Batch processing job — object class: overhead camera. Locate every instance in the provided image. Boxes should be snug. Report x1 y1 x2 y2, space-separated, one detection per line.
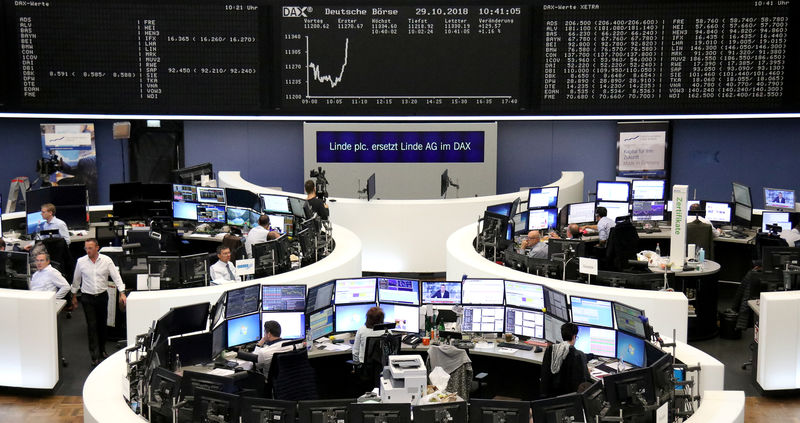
310 166 329 201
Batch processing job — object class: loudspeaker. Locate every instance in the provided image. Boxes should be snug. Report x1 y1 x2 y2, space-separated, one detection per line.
112 121 131 139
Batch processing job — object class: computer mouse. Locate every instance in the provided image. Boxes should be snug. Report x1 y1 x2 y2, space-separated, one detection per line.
534 346 543 353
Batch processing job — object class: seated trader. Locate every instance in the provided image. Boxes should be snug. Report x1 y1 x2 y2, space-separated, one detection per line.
37 203 71 244
254 320 295 373
353 306 386 364
780 222 800 247
540 323 591 398
209 245 240 284
581 206 615 245
520 230 548 259
305 180 329 220
244 215 280 258
548 224 582 241
30 252 71 299
687 203 721 237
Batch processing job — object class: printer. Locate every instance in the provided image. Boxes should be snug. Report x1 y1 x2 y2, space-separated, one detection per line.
379 355 427 405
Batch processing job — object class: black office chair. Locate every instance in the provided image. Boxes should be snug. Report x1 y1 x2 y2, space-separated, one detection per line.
604 220 639 271
687 220 714 261
539 344 590 399
267 343 319 401
361 333 402 389
41 237 73 280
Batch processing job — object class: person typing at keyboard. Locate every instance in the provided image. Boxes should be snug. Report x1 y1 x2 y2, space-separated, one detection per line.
540 323 591 398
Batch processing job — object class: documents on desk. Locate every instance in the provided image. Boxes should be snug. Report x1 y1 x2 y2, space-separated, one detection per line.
588 358 633 379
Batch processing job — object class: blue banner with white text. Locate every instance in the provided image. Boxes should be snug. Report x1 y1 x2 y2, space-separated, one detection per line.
317 131 485 163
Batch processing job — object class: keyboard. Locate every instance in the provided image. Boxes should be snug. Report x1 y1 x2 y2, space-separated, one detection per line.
726 230 748 239
595 363 618 374
497 342 533 351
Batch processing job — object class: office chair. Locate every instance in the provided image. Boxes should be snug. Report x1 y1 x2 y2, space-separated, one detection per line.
686 220 714 261
41 237 73 280
361 333 402 388
267 343 319 401
604 221 639 271
426 345 482 401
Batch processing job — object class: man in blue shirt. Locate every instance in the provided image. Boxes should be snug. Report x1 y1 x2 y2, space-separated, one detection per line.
38 203 70 245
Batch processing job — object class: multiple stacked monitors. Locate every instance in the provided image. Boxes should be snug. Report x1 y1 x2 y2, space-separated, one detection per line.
334 278 377 305
377 278 420 305
421 281 462 304
528 208 558 230
703 201 732 225
631 180 666 201
261 285 306 312
732 182 754 226
462 279 505 305
764 188 796 210
596 181 631 202
567 202 596 225
570 296 614 328
528 187 559 209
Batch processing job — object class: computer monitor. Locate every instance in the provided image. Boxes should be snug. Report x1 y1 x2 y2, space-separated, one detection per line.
544 314 567 343
262 285 306 312
241 398 297 423
762 211 791 233
504 307 544 339
421 281 462 305
528 186 559 209
732 182 752 207
413 402 467 423
226 313 261 348
603 367 656 408
631 200 665 222
261 194 291 214
211 292 227 329
527 208 558 230
265 214 286 233
173 184 198 202
764 187 796 210
379 303 420 333
761 247 800 275
574 325 616 358
613 302 646 338
197 187 226 204
512 211 529 235
170 332 212 367
334 303 375 332
169 302 210 336
468 399 529 423
225 284 261 318
308 307 335 341
504 280 545 310
487 202 513 218
703 201 732 225
26 211 43 234
377 278 420 305
191 388 241 423
582 380 606 421
596 201 630 221
252 236 291 277
147 256 181 290
110 182 142 202
172 201 198 221
531 393 585 423
567 202 597 225
197 204 226 223
461 278 504 305
631 179 666 201
225 187 261 210
348 402 410 423
667 200 700 212
226 206 254 228
0 251 31 291
366 173 376 201
298 399 353 423
570 296 614 328
262 311 306 339
648 352 675 401
734 202 752 226
544 287 570 321
616 331 646 367
461 305 504 333
306 281 335 314
547 239 586 260
289 197 311 219
334 278 377 305
211 321 228 359
597 181 631 202
148 367 182 420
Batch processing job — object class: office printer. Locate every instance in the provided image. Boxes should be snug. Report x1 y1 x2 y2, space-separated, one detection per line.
379 355 427 405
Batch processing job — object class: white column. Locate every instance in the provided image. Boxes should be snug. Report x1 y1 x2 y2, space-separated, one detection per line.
669 184 689 267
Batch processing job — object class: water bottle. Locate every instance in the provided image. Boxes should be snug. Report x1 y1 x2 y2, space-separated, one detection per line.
655 243 661 257
306 328 313 350
698 248 705 264
174 354 181 372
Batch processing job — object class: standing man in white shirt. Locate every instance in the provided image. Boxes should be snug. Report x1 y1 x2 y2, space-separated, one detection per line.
244 215 280 258
209 245 240 284
71 238 127 366
30 252 71 299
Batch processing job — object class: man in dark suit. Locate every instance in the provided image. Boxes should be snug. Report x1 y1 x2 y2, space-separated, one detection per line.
430 283 450 298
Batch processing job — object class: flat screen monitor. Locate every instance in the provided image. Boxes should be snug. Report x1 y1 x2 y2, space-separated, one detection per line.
197 187 226 204
547 239 586 260
170 332 212 367
262 285 306 312
762 211 791 233
225 285 261 318
544 287 570 321
298 399 352 423
487 202 513 218
613 302 646 338
631 200 665 222
528 208 558 230
169 302 210 336
334 278 377 305
241 398 298 423
528 186 559 209
421 281 462 305
261 194 291 214
732 182 752 207
172 201 197 220
616 331 646 367
764 187 796 210
596 181 630 202
461 278 504 305
567 202 596 225
348 403 410 423
226 313 261 348
512 211 529 235
570 296 614 328
46 185 88 206
703 201 732 225
461 305 504 333
226 206 254 228
596 201 630 221
262 311 306 339
734 202 752 225
173 184 198 202
575 325 616 358
602 367 656 408
306 281 335 314
0 250 31 290
531 394 584 423
377 278 420 305
414 402 467 423
267 214 286 233
366 173 376 201
335 303 374 332
147 256 181 290
504 280 544 310
504 307 544 339
667 200 699 212
196 204 226 223
110 182 142 202
225 187 261 210
544 314 567 343
308 307 334 341
288 197 310 219
631 179 666 201
26 211 44 234
380 303 420 333
211 322 228 359
468 399 529 423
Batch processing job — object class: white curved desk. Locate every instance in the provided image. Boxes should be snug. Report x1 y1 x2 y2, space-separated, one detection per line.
125 224 362 345
218 170 584 273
